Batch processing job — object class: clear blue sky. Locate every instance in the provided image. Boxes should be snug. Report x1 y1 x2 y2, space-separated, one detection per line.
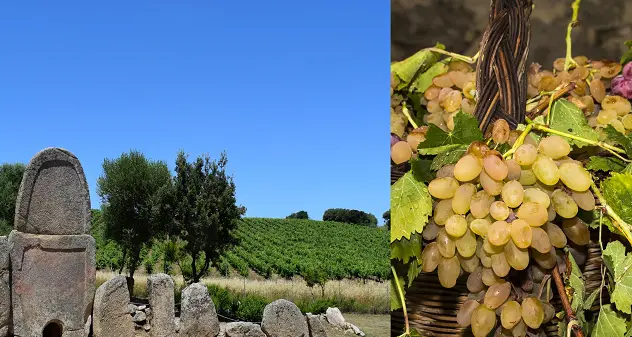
0 1 389 224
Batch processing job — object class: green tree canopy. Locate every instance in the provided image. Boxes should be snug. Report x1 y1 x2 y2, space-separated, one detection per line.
382 210 391 229
96 150 173 288
0 163 26 235
286 211 309 219
322 208 378 227
172 150 246 283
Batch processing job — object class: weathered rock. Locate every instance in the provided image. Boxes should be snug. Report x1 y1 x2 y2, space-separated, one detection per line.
225 322 266 337
179 283 220 337
9 231 95 337
14 147 91 235
306 314 328 337
133 311 147 323
0 237 9 336
261 299 309 337
92 275 134 337
345 323 365 337
128 304 139 315
147 274 176 337
325 308 346 328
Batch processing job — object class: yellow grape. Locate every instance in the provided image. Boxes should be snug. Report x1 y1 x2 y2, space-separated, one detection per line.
532 248 557 269
551 189 579 219
434 199 455 225
512 320 527 337
533 180 554 196
471 190 495 219
504 240 529 270
391 141 413 164
521 297 544 329
454 154 483 182
467 267 485 293
437 229 456 258
480 169 504 196
597 109 617 124
590 78 606 103
529 227 552 254
501 301 522 329
433 73 454 88
610 119 626 134
438 255 461 288
523 188 551 208
571 189 596 211
514 144 537 166
501 181 524 208
457 300 481 327
542 302 556 323
483 153 509 181
436 164 455 178
537 135 570 159
477 240 493 268
429 177 460 199
542 222 567 248
483 236 504 255
471 305 497 337
516 202 548 227
458 253 480 273
506 159 521 180
488 221 511 246
510 219 532 249
623 114 632 129
446 214 468 237
602 95 632 116
547 204 556 221
490 201 510 221
491 253 510 277
484 281 511 309
441 90 463 113
532 155 560 186
482 267 501 286
424 85 441 101
421 242 441 272
559 162 591 192
471 218 492 237
518 169 537 186
562 217 590 245
452 183 477 214
455 228 477 258
422 219 440 241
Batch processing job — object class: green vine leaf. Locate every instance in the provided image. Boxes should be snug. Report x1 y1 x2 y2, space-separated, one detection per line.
621 40 632 65
567 250 585 312
602 172 632 225
549 98 599 147
390 275 406 311
391 172 433 243
584 286 601 310
412 61 449 93
579 209 621 237
391 233 422 264
391 43 445 91
417 112 483 154
602 241 632 314
430 144 467 171
410 158 434 183
407 260 422 287
603 125 632 157
592 304 627 337
586 156 627 173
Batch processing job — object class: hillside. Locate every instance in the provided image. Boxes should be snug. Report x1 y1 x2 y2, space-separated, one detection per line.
220 218 390 280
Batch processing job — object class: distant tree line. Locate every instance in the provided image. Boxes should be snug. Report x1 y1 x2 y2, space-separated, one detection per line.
322 208 377 227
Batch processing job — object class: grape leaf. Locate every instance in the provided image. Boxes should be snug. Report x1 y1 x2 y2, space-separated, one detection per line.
624 164 632 174
567 250 585 312
417 112 483 154
592 304 627 337
579 209 621 236
410 158 434 183
430 145 467 170
621 40 632 65
549 98 599 147
391 43 445 91
584 285 601 310
602 241 632 314
602 172 632 224
390 233 422 264
603 125 632 157
390 275 406 311
586 156 627 172
391 171 433 243
411 61 449 93
407 260 422 287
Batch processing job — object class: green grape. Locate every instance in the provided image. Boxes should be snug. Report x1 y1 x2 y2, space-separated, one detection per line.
471 190 495 218
484 281 511 309
456 228 477 258
504 240 529 270
471 305 497 337
471 218 492 237
555 156 582 167
523 188 551 208
529 264 546 282
483 153 509 181
537 135 571 159
438 255 461 288
510 219 532 249
480 169 504 196
532 248 557 269
521 297 544 329
453 183 477 214
542 301 556 323
488 221 511 246
491 253 510 277
421 242 441 272
562 217 590 245
490 201 510 221
529 227 552 254
467 267 486 293
478 242 493 268
551 189 579 219
484 236 505 255
429 177 460 199
457 300 481 327
532 155 560 186
542 222 567 248
501 301 522 329
516 202 548 227
547 204 556 221
446 214 468 237
533 180 554 196
436 164 456 178
454 154 484 182
518 169 537 186
437 229 456 257
506 159 521 181
458 252 480 273
434 199 455 225
501 181 524 208
482 267 501 286
422 219 440 241
514 144 537 166
559 162 591 192
512 320 527 337
571 189 596 211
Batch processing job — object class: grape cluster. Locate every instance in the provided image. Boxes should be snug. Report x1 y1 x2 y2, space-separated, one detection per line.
420 132 593 337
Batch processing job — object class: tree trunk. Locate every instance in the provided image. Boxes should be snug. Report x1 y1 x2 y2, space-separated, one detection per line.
320 284 326 297
118 249 127 274
191 252 198 283
127 248 141 296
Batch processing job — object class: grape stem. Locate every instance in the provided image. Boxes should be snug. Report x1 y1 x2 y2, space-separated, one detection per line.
401 105 419 130
502 124 533 159
567 320 580 337
427 48 480 64
564 0 582 71
392 266 410 336
552 265 585 337
591 181 632 246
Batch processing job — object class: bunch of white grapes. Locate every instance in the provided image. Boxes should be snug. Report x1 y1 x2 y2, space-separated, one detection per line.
420 133 593 337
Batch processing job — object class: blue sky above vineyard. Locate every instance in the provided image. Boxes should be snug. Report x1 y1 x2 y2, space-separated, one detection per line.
0 1 389 224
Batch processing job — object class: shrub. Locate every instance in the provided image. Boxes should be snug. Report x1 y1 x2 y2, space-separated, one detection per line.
322 208 378 227
286 211 309 219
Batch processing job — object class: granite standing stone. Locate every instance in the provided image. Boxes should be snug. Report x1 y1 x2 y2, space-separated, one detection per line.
0 237 9 337
325 308 346 328
306 314 328 337
224 322 266 337
93 276 134 337
261 299 309 337
147 274 175 337
179 283 220 337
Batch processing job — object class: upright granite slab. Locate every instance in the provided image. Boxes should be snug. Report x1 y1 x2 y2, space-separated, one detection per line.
0 236 10 337
9 148 95 337
261 299 309 337
179 283 220 337
92 275 134 337
147 274 175 337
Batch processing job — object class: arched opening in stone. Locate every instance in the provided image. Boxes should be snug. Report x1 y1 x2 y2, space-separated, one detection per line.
42 320 63 337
